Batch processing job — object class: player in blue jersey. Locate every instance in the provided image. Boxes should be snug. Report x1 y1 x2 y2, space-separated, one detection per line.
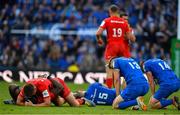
108 57 149 110
74 82 117 105
142 59 180 110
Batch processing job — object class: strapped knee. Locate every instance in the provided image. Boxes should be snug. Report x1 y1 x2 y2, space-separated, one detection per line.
113 95 124 109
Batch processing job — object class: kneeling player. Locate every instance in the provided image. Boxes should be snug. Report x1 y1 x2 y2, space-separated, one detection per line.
109 57 149 110
142 59 180 110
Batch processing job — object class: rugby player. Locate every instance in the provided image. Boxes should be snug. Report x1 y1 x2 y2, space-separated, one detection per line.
96 5 136 88
14 75 95 107
141 59 180 109
74 82 117 105
109 57 149 110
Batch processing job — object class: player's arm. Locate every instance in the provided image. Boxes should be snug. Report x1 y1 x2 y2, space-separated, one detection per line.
125 31 136 42
31 97 51 107
146 71 155 95
121 78 126 90
124 22 136 42
16 95 25 106
96 20 106 46
113 69 121 96
24 95 51 107
96 27 104 46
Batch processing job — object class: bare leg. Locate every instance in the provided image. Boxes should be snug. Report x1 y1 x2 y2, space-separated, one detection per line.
149 96 162 109
65 92 80 107
53 96 65 106
105 60 113 88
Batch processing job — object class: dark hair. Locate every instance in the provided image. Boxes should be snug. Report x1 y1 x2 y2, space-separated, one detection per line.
109 5 119 13
139 61 145 73
108 57 117 69
24 84 35 97
120 12 128 17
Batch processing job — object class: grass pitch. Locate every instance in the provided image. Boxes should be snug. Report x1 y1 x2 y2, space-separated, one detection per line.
0 81 180 114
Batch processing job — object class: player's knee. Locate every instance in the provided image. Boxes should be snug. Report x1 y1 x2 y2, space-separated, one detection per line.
149 97 159 109
71 102 80 107
149 103 160 109
65 93 80 107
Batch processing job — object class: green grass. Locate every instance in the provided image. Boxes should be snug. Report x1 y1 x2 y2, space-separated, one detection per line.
0 81 180 114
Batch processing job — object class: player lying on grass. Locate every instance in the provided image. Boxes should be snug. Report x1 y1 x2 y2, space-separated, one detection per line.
74 82 117 105
109 57 149 110
5 75 95 107
141 58 180 110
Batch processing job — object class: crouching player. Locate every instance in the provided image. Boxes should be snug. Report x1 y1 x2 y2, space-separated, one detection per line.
74 82 117 105
15 76 95 107
142 59 180 110
109 57 149 110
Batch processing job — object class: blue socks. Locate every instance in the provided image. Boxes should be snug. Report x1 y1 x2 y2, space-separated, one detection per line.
160 99 173 108
118 99 138 109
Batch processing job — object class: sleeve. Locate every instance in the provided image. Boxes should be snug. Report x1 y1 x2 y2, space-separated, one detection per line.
112 59 120 71
143 62 151 73
129 27 134 34
19 88 24 98
99 19 106 29
38 80 50 98
124 21 131 33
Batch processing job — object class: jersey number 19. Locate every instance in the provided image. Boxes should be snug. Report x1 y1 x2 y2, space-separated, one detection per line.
112 28 122 37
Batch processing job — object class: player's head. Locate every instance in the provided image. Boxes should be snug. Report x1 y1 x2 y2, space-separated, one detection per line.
24 83 37 98
108 5 119 16
120 12 128 20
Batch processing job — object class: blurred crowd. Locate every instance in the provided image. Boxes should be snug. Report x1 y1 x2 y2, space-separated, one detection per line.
0 0 177 71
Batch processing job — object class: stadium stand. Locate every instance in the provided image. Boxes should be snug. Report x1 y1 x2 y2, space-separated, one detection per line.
0 0 177 71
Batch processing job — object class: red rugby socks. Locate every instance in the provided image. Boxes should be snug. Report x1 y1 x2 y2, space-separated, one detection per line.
105 77 113 88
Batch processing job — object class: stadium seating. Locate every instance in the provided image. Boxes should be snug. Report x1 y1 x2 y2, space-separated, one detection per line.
0 0 177 71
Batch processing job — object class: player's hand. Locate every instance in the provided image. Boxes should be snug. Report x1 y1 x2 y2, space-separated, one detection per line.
25 100 33 106
97 39 104 46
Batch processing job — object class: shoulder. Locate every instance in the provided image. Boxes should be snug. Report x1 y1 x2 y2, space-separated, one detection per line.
144 59 152 65
102 18 110 23
37 78 50 87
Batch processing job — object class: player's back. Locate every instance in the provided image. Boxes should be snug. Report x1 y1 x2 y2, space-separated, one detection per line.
144 59 180 85
85 83 116 105
113 57 147 85
102 16 129 44
27 77 52 90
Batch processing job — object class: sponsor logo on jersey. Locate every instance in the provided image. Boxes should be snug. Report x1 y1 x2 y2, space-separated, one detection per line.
42 90 49 97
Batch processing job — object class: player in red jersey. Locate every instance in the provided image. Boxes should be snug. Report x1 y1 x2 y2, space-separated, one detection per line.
16 76 95 107
120 12 134 58
96 5 136 88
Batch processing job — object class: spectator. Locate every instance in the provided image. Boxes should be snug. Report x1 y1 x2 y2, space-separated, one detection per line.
0 0 176 71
